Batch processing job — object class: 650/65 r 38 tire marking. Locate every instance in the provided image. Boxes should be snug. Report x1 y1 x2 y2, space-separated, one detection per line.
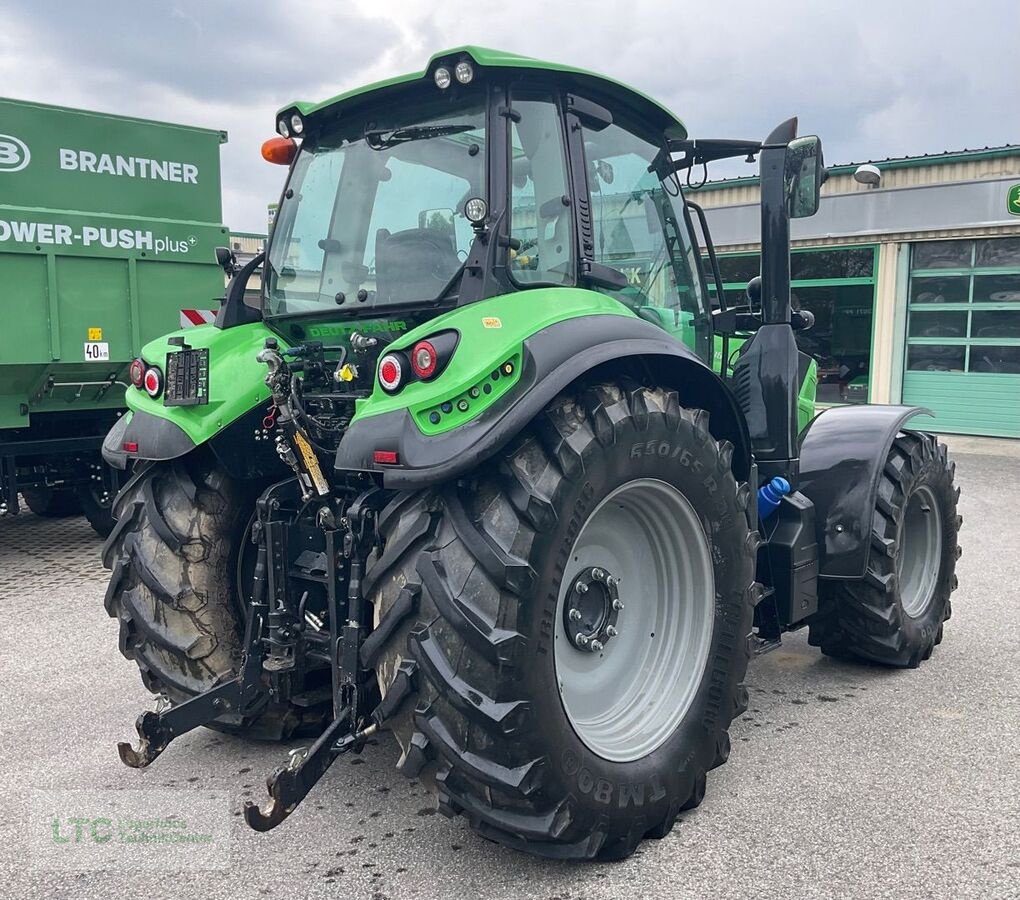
367 382 760 860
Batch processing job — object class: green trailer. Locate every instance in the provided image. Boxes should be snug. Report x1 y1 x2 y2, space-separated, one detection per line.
0 98 227 533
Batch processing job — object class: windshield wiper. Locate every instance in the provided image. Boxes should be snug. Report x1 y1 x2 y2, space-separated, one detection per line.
365 123 475 150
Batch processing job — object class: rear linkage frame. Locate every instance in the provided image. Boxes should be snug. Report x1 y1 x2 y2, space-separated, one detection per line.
118 339 404 831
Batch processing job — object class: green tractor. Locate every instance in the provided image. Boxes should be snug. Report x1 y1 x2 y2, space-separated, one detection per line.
102 47 961 859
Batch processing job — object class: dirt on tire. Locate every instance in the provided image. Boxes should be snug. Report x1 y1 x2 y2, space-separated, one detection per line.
101 454 329 739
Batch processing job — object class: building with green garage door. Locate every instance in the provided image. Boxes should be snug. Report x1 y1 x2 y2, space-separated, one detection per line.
902 238 1020 436
691 145 1020 438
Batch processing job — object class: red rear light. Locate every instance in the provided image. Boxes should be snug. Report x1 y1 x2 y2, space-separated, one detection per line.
373 450 399 465
128 358 146 387
122 441 139 453
143 366 163 398
410 340 438 379
378 354 403 393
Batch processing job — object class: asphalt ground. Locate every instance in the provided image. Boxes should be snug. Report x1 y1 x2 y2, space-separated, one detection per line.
1 434 1018 899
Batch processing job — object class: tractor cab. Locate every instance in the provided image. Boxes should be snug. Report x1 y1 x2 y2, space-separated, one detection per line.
260 48 722 364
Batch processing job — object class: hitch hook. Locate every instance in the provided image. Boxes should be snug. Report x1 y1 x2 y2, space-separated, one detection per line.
243 717 377 832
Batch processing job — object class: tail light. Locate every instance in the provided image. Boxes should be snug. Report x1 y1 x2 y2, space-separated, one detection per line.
377 331 460 394
143 366 164 399
410 340 438 379
128 358 146 387
378 354 404 393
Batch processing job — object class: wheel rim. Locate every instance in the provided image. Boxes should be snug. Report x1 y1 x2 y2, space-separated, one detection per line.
897 484 943 618
554 478 715 763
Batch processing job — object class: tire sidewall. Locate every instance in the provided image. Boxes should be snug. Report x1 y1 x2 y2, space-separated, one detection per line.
519 409 752 829
891 446 958 647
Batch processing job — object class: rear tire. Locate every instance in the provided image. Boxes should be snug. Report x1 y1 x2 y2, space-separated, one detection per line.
366 383 759 859
101 454 329 739
22 487 81 518
808 432 961 667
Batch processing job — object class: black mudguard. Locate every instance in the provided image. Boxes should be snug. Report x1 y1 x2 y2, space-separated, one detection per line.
102 411 195 470
798 404 933 579
335 315 752 488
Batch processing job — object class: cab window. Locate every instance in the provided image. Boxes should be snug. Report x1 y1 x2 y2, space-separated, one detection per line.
584 121 708 355
508 94 573 286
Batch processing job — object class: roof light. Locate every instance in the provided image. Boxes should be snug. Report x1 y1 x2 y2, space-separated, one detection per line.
128 358 146 388
378 354 404 392
464 197 487 223
411 340 438 379
455 61 474 84
262 137 298 165
277 117 290 137
143 366 163 399
289 113 304 135
434 66 452 90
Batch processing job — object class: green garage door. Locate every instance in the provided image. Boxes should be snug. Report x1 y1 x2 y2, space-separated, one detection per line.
902 238 1020 437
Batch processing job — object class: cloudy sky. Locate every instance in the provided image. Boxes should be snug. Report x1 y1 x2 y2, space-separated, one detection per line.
3 0 1017 232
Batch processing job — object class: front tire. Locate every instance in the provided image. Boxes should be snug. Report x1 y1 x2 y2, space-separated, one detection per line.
808 432 961 667
101 454 329 739
367 384 759 859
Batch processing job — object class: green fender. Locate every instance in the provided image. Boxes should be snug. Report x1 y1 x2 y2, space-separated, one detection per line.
102 321 282 469
337 288 755 487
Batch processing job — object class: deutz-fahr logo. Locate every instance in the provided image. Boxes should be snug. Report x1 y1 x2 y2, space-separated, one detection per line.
0 134 30 173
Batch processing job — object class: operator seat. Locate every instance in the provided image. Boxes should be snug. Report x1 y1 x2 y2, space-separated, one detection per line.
375 227 460 304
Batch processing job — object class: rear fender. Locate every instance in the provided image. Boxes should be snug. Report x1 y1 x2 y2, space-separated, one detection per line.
336 304 751 488
798 404 933 578
102 321 281 470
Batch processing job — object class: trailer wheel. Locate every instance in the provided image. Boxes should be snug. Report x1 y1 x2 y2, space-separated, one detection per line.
78 484 116 538
367 384 759 860
101 454 329 740
22 487 81 518
808 432 961 667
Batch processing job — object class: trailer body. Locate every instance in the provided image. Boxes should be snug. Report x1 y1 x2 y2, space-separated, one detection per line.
0 98 227 527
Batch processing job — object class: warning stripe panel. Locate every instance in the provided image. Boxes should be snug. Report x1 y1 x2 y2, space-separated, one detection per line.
180 309 217 327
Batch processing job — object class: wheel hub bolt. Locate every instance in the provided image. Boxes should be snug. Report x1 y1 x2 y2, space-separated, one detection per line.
569 608 582 622
592 568 604 581
575 634 589 648
606 625 618 637
612 598 624 611
575 582 588 594
590 640 604 653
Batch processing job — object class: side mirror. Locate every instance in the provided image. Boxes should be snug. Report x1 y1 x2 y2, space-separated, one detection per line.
215 246 239 275
785 135 824 218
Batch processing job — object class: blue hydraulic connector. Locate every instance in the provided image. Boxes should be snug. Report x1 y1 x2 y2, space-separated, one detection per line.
757 476 791 520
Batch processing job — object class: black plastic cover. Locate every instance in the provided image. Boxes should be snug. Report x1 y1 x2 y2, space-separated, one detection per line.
101 410 196 470
799 404 933 578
